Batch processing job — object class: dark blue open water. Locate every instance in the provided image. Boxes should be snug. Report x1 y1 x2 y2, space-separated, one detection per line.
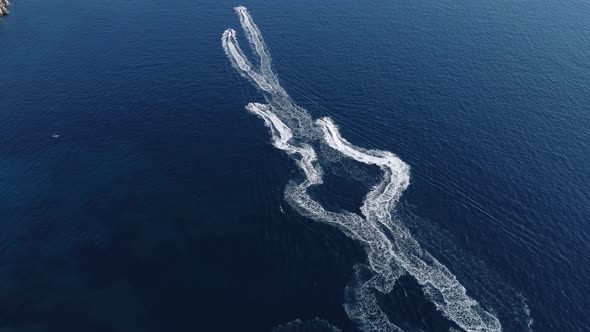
1 0 589 331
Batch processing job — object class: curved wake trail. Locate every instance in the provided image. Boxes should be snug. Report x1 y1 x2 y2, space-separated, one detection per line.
222 7 502 332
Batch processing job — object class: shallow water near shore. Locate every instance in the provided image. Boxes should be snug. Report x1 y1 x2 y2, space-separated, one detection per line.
1 0 590 331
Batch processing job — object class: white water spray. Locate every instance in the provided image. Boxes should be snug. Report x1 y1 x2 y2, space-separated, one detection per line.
222 7 502 332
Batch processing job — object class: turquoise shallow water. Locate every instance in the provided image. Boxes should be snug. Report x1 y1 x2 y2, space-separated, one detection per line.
1 0 589 331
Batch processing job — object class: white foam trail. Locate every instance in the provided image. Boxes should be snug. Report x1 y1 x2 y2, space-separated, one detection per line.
318 118 501 331
254 103 397 240
345 265 405 332
246 102 321 186
235 6 274 78
222 7 503 332
222 29 275 94
222 9 314 139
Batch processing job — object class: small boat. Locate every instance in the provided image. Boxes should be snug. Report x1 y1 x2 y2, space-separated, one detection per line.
51 132 60 138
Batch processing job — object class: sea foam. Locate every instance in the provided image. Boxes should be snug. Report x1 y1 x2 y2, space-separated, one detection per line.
222 6 502 332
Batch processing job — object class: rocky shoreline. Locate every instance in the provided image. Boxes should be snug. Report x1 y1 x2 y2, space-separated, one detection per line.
0 0 10 16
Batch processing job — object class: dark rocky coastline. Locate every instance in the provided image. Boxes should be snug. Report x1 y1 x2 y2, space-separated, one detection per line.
0 0 10 16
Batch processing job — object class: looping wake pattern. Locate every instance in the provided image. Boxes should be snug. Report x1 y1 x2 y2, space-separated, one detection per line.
222 7 502 332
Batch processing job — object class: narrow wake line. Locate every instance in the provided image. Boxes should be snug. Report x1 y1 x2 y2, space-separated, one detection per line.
222 6 504 332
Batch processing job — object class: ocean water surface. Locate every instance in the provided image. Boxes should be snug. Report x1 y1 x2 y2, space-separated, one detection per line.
1 0 589 331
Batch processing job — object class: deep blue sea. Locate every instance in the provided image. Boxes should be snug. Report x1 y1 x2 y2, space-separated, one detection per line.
1 0 590 331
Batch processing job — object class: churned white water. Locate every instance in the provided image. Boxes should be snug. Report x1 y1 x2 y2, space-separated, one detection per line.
222 7 502 332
